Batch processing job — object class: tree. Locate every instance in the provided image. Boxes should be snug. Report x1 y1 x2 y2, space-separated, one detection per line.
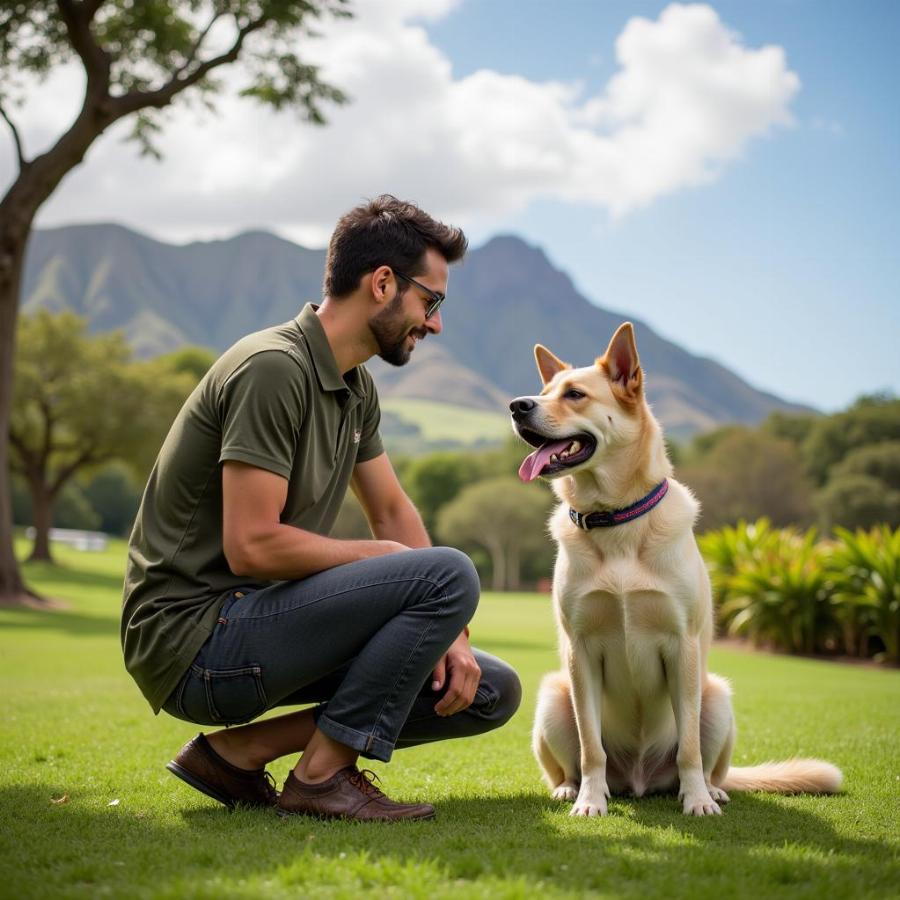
156 346 217 383
403 451 475 533
10 310 194 562
80 461 144 536
829 440 900 492
802 394 900 486
437 476 552 591
678 428 814 530
815 474 900 533
0 0 349 603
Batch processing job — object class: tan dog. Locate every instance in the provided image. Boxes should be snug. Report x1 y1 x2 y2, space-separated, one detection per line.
511 323 842 816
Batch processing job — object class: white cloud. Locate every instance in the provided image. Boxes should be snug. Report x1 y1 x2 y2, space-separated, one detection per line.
0 2 799 242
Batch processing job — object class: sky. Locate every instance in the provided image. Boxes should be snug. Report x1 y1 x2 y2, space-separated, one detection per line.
2 0 898 412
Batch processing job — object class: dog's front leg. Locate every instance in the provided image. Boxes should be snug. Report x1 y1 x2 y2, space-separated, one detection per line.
665 636 721 816
568 640 611 816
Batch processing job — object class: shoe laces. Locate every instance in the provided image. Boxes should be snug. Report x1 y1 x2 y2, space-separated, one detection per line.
348 768 385 799
261 770 278 802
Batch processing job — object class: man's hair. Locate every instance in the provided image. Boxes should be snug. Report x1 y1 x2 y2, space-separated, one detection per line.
324 195 468 298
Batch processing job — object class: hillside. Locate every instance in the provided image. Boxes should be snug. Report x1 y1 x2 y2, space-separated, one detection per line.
21 223 814 437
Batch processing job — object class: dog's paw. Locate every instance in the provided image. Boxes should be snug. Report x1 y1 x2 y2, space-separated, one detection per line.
707 785 730 804
570 781 610 816
681 792 722 816
570 796 608 817
552 782 578 802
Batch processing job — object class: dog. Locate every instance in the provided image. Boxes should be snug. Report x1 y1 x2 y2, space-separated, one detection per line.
510 322 842 816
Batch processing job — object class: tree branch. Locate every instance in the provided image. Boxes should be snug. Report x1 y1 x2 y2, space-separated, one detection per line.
56 0 111 94
51 445 99 495
111 16 269 116
81 0 106 19
0 103 27 170
173 11 225 79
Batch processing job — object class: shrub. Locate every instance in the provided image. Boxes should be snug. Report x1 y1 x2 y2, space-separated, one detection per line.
718 528 837 655
828 526 900 664
698 518 778 628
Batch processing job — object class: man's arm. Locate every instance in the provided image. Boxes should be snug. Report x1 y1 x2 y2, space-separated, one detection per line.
222 460 406 581
350 453 431 548
352 453 480 716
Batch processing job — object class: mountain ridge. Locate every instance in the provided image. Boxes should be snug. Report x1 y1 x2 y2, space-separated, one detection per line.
21 222 815 437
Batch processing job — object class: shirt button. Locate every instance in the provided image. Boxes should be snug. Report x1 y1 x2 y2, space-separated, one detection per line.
234 591 245 599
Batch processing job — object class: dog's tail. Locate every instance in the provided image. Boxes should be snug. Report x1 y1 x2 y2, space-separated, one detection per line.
720 759 842 794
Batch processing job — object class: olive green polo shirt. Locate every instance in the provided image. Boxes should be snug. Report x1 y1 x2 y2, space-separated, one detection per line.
122 304 384 713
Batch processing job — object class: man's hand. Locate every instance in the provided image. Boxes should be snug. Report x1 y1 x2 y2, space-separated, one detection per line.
431 630 481 716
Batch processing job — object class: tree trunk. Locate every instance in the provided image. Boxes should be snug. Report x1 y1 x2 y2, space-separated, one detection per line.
27 482 54 563
486 539 505 592
507 543 520 591
0 95 116 604
0 211 34 604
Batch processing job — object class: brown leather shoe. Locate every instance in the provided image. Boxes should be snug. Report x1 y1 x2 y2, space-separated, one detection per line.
166 733 278 809
277 767 435 821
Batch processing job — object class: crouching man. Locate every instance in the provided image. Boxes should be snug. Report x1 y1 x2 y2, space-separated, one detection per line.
121 196 521 821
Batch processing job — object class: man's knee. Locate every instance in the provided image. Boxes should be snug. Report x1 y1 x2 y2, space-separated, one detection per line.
411 546 480 621
475 654 522 727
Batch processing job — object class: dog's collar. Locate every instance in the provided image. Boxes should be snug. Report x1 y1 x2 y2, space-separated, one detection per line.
569 479 669 530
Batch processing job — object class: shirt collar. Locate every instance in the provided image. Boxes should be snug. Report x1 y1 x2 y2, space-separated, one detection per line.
296 303 365 397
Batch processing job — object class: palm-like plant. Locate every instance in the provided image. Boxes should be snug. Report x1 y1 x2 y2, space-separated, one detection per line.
699 519 778 631
719 528 837 655
829 526 900 663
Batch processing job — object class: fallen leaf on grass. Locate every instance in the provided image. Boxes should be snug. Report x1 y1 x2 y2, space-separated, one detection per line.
50 793 69 805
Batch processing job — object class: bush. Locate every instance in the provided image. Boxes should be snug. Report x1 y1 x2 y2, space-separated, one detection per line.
718 528 837 655
700 521 900 664
828 526 900 664
699 518 778 625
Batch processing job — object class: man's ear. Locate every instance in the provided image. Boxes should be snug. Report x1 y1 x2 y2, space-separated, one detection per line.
370 265 394 304
598 322 643 401
534 344 570 385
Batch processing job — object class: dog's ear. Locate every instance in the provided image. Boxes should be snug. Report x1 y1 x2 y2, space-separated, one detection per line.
599 323 643 403
534 344 570 385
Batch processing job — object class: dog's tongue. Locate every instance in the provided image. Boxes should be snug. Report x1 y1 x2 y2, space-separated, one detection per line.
518 439 572 483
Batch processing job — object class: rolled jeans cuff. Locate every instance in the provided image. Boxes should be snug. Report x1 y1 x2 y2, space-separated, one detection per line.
316 710 395 763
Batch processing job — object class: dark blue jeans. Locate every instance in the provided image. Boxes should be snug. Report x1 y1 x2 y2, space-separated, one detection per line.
162 547 521 762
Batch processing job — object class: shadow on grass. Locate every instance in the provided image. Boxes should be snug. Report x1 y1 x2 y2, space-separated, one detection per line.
20 560 125 595
0 606 118 637
2 784 896 896
0 561 122 637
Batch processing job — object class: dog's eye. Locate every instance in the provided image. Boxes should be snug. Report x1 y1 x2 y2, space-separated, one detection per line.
564 389 586 400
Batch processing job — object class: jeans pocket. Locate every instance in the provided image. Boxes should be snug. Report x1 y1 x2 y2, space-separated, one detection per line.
200 664 268 725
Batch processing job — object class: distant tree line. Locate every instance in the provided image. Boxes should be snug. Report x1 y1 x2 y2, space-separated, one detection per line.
10 311 899 593
677 396 900 532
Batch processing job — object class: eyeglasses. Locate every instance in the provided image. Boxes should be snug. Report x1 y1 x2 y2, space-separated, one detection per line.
395 271 445 319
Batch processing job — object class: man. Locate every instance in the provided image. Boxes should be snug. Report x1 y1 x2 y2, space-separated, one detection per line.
121 195 521 822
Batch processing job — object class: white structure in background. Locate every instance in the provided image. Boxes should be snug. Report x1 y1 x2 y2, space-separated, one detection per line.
24 528 108 552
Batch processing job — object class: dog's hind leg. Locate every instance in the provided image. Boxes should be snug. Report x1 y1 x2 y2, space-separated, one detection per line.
533 671 580 801
701 673 735 804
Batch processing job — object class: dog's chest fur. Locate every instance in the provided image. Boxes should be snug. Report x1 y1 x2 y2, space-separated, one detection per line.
549 490 707 755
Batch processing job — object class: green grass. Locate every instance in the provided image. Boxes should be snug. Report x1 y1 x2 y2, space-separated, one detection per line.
381 398 509 445
1 540 898 899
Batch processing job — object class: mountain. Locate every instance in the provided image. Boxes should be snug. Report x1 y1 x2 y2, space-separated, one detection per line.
21 223 813 436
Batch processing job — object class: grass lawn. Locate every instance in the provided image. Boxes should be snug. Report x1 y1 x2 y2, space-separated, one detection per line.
1 539 898 899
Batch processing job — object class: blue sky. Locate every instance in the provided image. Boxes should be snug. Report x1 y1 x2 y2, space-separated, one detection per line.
424 0 899 411
4 0 897 412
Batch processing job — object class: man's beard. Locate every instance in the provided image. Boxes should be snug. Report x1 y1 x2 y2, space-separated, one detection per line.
370 295 425 367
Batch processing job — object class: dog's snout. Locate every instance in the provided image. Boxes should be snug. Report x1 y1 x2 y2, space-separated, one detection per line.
510 397 537 420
